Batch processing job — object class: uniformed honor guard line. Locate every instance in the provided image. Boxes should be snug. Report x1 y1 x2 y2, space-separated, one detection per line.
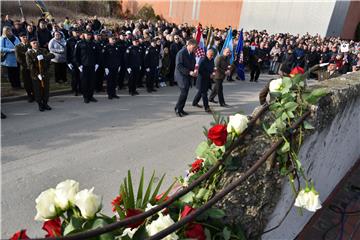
30 103 293 240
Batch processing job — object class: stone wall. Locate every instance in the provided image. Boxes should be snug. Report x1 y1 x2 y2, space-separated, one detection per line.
216 71 360 239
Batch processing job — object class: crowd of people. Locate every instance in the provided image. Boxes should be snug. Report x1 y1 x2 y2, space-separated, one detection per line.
1 13 360 115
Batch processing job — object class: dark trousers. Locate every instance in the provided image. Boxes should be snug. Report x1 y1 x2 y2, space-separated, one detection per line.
146 70 156 91
81 66 95 100
138 66 145 87
117 65 126 89
20 67 33 97
175 86 190 112
250 64 260 81
54 62 67 83
128 69 139 94
168 60 175 85
193 89 209 110
7 66 21 88
106 67 118 97
32 76 49 104
210 79 225 105
70 66 81 94
95 66 104 92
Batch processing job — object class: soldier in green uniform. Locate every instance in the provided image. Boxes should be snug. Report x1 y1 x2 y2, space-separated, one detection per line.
15 32 34 102
25 38 55 112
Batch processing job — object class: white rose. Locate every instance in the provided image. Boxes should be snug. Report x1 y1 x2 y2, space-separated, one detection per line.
34 188 58 221
75 187 102 219
146 213 178 240
55 179 80 210
227 114 249 134
294 189 322 212
121 227 138 238
269 78 283 93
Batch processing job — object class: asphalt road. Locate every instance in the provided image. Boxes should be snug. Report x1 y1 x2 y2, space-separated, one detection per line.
1 75 271 238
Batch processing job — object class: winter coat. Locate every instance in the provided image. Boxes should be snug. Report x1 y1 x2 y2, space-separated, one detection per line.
0 36 20 67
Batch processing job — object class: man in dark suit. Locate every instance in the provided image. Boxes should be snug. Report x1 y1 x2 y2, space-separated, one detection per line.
174 39 197 117
192 49 215 113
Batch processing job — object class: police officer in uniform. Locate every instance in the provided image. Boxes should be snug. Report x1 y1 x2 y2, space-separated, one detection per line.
94 32 107 92
144 38 160 93
103 35 122 99
25 38 55 111
115 33 128 90
124 37 142 96
74 31 99 103
15 32 34 102
66 28 81 96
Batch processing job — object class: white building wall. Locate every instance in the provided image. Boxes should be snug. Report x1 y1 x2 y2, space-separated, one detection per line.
239 0 337 36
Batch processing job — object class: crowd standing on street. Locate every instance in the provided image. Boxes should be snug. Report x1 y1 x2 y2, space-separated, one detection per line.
1 13 360 117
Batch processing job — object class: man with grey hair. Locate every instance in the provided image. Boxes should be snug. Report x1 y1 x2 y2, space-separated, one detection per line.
174 39 197 117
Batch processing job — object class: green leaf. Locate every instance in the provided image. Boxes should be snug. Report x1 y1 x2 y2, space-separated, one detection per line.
159 180 176 202
150 173 165 202
142 171 155 208
284 102 298 112
196 188 209 200
136 167 144 208
281 112 288 121
179 191 195 203
303 121 315 130
223 227 231 240
196 141 209 157
287 111 295 118
305 88 328 104
280 141 290 153
266 122 278 135
127 170 135 209
89 218 115 240
206 208 225 219
204 228 212 240
63 216 84 236
132 225 148 240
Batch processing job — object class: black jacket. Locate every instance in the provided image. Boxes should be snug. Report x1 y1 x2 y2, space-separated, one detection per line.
103 44 123 69
124 45 143 71
144 45 160 71
174 47 196 89
74 39 98 67
196 57 214 92
66 37 79 64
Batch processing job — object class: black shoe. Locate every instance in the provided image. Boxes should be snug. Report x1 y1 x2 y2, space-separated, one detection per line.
38 103 45 111
89 97 98 102
250 79 254 82
151 88 157 92
254 79 258 82
108 96 113 99
84 98 90 103
113 95 120 99
181 110 189 116
28 96 35 103
228 79 235 82
147 89 152 93
205 108 212 113
1 112 7 119
43 104 52 110
209 99 218 104
74 91 79 96
236 76 240 80
134 91 139 95
220 103 230 108
175 110 183 117
192 103 202 108
137 85 144 88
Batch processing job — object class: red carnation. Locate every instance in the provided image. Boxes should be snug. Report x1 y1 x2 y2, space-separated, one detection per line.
290 66 305 76
126 208 144 229
155 192 169 202
208 124 228 146
180 205 194 219
111 194 123 212
185 223 206 240
10 230 30 240
191 159 204 172
42 218 61 237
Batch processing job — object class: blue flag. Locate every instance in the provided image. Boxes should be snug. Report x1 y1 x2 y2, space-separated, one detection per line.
236 29 245 80
220 27 234 64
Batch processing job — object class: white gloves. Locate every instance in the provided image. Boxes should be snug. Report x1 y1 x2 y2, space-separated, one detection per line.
127 68 132 74
146 68 150 72
37 55 44 61
105 68 109 75
139 66 142 70
79 65 83 72
95 64 99 72
320 63 329 67
67 63 73 70
37 74 43 80
118 66 121 72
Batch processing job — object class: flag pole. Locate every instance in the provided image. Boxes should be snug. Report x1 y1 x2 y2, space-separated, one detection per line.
18 0 24 18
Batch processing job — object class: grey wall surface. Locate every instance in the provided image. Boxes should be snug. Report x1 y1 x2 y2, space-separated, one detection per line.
326 0 351 36
262 73 360 239
239 0 337 36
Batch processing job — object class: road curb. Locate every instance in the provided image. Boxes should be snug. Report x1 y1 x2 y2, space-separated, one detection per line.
1 89 72 103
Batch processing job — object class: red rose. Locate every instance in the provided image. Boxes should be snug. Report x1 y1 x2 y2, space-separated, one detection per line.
42 218 61 237
191 159 204 172
111 194 123 212
180 205 194 219
155 192 169 202
185 223 206 240
126 208 144 229
207 124 228 146
10 230 30 240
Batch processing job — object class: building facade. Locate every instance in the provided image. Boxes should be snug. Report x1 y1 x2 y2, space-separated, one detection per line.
120 0 360 39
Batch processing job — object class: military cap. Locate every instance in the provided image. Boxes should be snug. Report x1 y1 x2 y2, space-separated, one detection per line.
29 37 38 42
84 30 93 35
18 32 27 37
